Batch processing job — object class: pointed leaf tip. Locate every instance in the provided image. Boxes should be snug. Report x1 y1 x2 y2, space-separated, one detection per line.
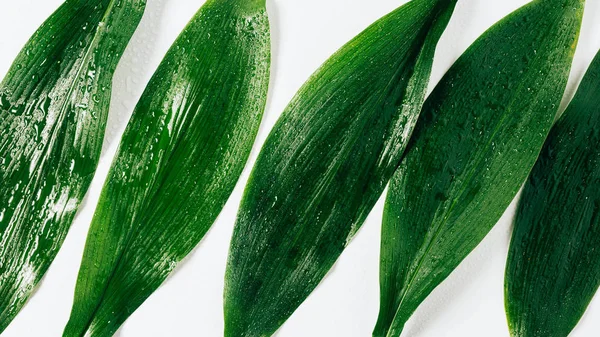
224 0 457 336
377 1 584 336
62 0 270 336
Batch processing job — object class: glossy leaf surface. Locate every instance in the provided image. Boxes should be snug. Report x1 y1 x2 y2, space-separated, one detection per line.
505 51 600 337
378 0 584 336
224 1 457 336
0 0 145 332
63 0 270 336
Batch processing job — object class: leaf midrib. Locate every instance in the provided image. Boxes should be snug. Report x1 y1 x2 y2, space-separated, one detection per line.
61 1 136 335
72 9 253 336
385 10 567 337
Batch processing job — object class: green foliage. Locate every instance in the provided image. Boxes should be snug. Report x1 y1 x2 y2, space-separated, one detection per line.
0 0 145 332
63 0 270 336
224 1 458 336
505 50 600 337
378 0 584 335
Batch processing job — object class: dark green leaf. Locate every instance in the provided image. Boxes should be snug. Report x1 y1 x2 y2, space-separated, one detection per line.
505 50 600 337
62 0 270 336
224 1 457 336
0 0 145 332
377 1 584 336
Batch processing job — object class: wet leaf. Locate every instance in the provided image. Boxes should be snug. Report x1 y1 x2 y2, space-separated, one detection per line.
224 1 457 336
377 0 584 336
0 0 145 332
61 0 271 336
505 50 600 337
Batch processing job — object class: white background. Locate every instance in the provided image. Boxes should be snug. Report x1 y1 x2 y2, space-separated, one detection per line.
1 0 599 336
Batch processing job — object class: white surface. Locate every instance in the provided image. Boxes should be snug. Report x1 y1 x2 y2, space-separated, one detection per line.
1 0 599 336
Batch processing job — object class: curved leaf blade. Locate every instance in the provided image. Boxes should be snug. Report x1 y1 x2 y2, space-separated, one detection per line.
0 0 145 332
378 1 584 336
62 0 271 336
505 51 600 337
224 1 457 336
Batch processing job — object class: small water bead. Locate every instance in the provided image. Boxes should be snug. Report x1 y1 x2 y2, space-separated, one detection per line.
0 93 11 110
76 102 89 111
9 104 25 116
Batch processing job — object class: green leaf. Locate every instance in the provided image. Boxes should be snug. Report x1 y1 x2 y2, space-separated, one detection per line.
62 0 270 335
377 1 584 336
224 1 457 336
505 51 600 337
0 0 145 332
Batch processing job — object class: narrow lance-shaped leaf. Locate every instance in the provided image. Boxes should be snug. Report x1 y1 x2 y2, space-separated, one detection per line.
0 0 145 332
224 1 457 336
62 0 270 336
377 0 584 336
505 50 600 337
